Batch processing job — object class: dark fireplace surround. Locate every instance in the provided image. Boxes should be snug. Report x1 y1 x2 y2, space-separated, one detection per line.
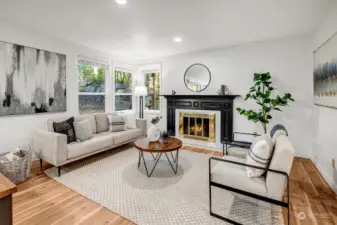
162 95 240 142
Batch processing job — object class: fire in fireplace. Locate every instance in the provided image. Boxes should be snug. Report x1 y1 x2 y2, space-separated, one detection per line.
179 112 215 142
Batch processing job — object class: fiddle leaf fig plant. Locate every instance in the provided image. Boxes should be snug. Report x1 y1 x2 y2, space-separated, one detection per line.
236 72 294 133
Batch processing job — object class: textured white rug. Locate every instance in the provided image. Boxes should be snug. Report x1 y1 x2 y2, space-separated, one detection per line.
45 146 284 225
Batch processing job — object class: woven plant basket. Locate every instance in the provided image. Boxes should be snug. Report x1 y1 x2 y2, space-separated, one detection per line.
0 147 32 184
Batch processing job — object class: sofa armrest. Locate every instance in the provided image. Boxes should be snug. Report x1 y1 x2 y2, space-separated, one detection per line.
33 130 67 167
136 119 147 136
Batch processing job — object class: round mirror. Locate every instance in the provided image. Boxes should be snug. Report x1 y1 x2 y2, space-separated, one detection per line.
184 63 211 92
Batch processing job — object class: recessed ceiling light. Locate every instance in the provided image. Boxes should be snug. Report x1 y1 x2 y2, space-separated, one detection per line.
116 0 127 5
174 37 182 43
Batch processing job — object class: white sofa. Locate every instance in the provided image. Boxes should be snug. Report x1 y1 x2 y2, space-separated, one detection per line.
33 113 146 175
209 134 294 224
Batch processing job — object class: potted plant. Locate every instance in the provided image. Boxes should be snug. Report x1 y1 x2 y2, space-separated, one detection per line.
147 116 162 142
236 72 294 134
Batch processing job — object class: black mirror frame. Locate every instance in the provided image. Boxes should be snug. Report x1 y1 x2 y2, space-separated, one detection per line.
184 63 211 92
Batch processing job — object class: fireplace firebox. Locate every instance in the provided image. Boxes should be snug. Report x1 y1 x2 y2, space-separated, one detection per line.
179 112 215 142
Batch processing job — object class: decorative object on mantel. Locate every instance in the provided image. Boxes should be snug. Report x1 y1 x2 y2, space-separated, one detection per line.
314 31 337 109
236 72 294 134
172 90 176 95
184 63 211 92
0 40 67 116
135 86 148 119
220 85 229 95
160 131 169 144
216 89 220 95
147 116 162 142
0 146 32 184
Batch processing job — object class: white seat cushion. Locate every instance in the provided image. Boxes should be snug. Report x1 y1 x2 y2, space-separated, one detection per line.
67 133 114 159
227 147 248 159
211 155 267 197
101 129 142 145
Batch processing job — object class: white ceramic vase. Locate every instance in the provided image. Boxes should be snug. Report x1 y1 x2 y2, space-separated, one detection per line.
147 124 161 142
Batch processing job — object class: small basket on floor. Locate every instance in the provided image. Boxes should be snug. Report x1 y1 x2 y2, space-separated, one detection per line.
0 147 33 184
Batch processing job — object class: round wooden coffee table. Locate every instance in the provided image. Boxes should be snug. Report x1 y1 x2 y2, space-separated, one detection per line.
134 137 182 177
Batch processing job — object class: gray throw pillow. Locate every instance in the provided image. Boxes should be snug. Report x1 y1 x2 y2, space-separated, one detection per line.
73 119 93 142
108 115 125 132
245 134 273 178
95 114 109 133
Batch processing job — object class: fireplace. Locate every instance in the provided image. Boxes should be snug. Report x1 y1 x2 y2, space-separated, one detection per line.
179 112 216 142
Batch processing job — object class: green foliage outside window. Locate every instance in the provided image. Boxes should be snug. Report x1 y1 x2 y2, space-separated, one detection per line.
145 72 160 110
78 64 105 92
115 70 132 93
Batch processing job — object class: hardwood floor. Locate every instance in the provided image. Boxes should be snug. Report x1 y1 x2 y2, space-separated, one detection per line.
12 144 337 225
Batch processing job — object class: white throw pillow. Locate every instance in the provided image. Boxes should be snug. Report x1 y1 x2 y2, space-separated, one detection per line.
108 115 125 132
73 119 93 142
245 134 273 178
124 113 137 129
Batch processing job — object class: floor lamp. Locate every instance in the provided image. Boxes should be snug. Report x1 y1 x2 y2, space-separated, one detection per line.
135 86 147 119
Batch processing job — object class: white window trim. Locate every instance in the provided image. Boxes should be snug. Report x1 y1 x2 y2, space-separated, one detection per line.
77 57 108 114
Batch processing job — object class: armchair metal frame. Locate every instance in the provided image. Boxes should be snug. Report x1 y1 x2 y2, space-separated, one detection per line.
209 157 290 225
222 132 261 155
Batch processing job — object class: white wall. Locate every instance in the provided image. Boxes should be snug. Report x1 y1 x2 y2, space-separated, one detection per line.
312 1 337 192
0 21 133 153
140 35 314 156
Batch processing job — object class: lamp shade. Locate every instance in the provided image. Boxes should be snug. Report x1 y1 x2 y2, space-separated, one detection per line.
134 86 148 96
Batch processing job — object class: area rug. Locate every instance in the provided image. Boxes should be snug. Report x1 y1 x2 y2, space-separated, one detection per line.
45 146 284 225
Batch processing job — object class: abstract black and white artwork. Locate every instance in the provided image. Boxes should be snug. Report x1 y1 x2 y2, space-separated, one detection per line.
314 32 337 109
0 41 66 116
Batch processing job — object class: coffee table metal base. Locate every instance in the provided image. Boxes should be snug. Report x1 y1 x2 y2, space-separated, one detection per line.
138 150 179 177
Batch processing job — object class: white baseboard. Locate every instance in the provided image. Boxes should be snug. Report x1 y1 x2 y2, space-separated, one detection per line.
294 152 309 158
310 156 337 195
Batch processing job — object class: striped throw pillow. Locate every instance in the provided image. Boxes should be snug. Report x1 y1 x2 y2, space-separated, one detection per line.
245 134 273 178
108 115 125 132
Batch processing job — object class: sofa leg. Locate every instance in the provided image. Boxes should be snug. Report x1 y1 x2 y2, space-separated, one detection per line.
40 159 43 170
57 167 61 177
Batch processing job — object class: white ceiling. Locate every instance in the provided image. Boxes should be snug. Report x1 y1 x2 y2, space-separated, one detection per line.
0 0 333 60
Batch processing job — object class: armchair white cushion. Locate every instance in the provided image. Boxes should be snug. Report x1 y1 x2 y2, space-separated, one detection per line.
212 155 267 197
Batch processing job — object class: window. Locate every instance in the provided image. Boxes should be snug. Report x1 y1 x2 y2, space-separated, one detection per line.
78 60 106 113
144 72 160 111
114 70 133 111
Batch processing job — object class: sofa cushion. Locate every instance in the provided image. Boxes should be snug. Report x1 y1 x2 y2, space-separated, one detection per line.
95 114 109 133
75 114 97 134
47 116 72 132
47 114 97 134
73 119 93 142
108 115 125 132
124 113 137 129
53 117 76 144
101 129 142 145
211 155 267 197
67 133 114 159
